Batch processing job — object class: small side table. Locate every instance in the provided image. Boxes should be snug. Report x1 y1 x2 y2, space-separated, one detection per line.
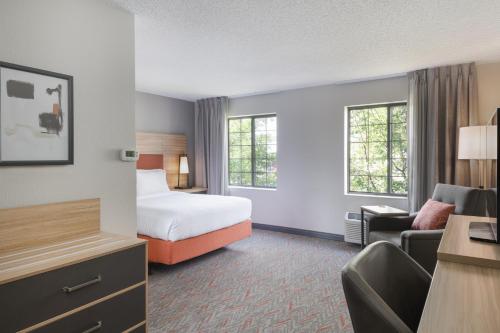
360 205 408 249
172 187 208 194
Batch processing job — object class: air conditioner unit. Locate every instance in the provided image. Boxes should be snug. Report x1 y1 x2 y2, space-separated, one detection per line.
344 212 368 244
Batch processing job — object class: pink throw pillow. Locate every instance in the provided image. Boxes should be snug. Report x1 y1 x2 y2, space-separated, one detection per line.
411 199 456 230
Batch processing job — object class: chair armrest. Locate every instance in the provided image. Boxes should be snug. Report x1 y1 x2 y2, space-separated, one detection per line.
401 229 444 242
400 229 444 274
368 215 416 232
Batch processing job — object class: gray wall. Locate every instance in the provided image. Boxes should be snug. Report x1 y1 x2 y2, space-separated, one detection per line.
135 91 195 185
229 77 409 236
0 0 137 236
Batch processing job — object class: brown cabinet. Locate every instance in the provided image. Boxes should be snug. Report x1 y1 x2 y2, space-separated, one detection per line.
32 285 146 333
0 245 146 332
0 199 148 332
0 240 147 333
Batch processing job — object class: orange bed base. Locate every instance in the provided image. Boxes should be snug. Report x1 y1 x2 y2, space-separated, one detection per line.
138 219 252 265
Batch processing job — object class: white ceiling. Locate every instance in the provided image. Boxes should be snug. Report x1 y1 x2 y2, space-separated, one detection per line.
112 0 500 101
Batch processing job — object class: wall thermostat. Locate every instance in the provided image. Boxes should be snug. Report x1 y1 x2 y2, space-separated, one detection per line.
121 149 139 162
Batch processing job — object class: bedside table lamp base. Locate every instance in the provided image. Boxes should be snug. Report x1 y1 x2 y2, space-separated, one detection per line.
175 174 191 190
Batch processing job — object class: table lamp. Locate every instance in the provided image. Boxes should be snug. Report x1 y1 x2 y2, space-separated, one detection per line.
459 115 499 243
458 125 497 188
175 154 191 189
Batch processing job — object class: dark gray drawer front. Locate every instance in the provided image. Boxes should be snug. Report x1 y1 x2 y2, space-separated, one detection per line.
0 244 145 332
33 285 145 333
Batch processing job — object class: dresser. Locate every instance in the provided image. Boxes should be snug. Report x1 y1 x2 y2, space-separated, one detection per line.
0 199 147 333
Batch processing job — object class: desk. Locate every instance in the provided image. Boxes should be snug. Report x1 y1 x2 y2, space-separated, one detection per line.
418 215 500 333
437 215 500 269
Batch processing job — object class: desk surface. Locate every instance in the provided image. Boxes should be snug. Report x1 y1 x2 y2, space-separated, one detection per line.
418 260 500 332
418 215 500 333
438 214 500 269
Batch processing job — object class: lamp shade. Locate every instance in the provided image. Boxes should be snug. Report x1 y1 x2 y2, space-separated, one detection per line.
458 126 497 160
179 155 189 174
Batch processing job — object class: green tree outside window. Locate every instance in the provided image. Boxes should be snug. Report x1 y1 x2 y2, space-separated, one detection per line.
348 103 408 195
228 115 277 188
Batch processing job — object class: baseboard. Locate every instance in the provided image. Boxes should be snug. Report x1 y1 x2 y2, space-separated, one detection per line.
252 223 344 241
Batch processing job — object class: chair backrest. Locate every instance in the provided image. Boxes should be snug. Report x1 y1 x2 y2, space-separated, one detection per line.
486 188 497 217
342 241 431 333
431 183 486 216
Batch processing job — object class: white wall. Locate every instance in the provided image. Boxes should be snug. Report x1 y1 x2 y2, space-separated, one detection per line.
229 77 408 236
0 0 137 236
135 91 195 185
477 62 500 124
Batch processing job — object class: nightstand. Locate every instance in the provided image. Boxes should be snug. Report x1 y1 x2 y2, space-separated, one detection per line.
172 187 208 194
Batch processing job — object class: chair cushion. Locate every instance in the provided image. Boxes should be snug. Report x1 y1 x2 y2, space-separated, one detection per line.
369 231 402 246
411 199 455 230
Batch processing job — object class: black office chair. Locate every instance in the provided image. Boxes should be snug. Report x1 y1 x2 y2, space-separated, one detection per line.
342 241 431 333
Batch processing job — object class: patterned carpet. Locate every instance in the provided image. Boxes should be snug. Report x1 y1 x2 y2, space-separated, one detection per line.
148 229 359 333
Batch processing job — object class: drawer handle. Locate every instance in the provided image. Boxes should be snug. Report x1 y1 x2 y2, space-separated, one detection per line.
82 321 102 333
62 275 102 293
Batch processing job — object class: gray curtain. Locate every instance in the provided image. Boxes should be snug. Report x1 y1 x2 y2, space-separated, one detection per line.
194 97 228 195
408 63 479 212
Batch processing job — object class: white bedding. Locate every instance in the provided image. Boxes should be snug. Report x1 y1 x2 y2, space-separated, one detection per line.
137 192 252 241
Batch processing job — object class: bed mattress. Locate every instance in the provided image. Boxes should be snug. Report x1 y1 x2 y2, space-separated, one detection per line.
137 192 252 241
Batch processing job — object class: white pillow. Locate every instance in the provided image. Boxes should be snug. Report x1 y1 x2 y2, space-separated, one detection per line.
137 169 162 174
136 169 170 197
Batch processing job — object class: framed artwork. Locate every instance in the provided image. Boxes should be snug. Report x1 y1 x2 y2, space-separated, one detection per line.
0 61 73 166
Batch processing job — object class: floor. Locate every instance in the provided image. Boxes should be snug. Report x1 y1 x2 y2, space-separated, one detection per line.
148 229 359 333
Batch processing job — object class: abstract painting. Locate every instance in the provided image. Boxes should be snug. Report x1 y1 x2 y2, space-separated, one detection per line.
0 62 73 165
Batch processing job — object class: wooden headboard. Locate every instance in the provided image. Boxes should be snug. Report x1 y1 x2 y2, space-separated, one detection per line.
137 154 164 170
136 132 188 188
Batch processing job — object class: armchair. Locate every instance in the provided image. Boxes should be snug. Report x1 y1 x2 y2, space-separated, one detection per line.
368 183 486 274
342 241 431 333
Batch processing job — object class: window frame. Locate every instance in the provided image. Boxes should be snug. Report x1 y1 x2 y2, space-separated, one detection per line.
227 113 277 189
347 102 408 197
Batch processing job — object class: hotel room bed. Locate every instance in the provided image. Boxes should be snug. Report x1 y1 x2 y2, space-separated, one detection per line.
136 157 252 264
138 220 252 265
137 191 251 242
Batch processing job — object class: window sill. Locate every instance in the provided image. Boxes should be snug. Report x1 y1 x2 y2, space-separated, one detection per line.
344 192 408 200
229 186 277 191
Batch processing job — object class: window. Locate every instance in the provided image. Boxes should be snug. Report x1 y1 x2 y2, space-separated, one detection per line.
228 114 277 188
347 103 408 196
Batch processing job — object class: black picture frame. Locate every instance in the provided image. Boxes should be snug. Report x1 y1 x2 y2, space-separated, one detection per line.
0 61 73 166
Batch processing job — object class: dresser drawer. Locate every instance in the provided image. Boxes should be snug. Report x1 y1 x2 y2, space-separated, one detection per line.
0 244 145 332
32 285 145 333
